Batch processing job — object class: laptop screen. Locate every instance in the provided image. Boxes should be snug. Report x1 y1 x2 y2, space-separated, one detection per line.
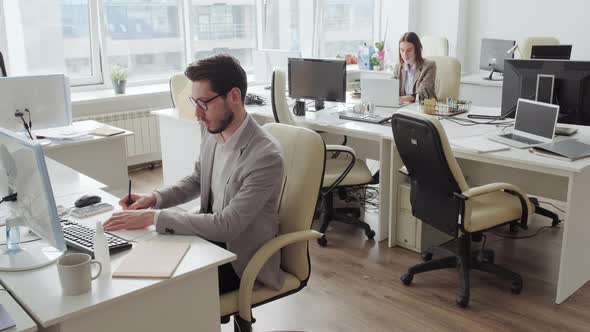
514 99 559 139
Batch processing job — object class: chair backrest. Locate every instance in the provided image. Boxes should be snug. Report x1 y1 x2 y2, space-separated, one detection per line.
422 36 449 57
271 69 296 125
429 56 461 100
391 111 469 236
263 123 325 280
520 37 560 59
0 51 6 77
169 73 196 120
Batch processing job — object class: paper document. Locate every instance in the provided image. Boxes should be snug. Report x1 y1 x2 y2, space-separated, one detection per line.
113 241 190 279
33 125 91 140
450 136 510 153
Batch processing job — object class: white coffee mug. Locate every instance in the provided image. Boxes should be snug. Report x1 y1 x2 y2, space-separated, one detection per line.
57 253 102 296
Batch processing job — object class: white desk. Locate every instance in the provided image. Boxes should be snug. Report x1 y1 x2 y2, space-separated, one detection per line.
41 120 132 195
460 71 503 107
46 158 106 199
0 162 236 332
0 286 37 332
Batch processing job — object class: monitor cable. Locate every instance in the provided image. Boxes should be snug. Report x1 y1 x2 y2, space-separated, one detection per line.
14 110 33 140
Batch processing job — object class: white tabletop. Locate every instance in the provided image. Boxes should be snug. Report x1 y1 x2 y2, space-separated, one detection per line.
461 71 504 87
46 158 106 198
39 120 133 151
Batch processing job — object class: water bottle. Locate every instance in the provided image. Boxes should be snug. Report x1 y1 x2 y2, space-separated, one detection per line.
93 221 111 276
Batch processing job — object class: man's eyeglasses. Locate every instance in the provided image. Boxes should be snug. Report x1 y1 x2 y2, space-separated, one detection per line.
188 93 224 111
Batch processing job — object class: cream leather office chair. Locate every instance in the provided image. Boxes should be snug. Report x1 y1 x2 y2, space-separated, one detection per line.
169 73 196 120
392 111 535 307
519 37 560 59
220 123 324 332
271 69 375 246
429 56 461 100
422 36 449 57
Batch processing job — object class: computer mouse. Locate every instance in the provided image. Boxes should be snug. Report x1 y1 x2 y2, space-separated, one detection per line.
74 194 102 208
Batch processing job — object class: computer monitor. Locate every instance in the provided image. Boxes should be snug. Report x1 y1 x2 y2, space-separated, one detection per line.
0 127 66 271
479 38 516 80
531 45 572 60
0 51 6 77
0 74 72 133
288 58 346 110
502 59 590 125
253 49 302 85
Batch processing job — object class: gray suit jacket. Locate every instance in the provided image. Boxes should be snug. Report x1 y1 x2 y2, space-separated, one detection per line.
154 115 286 290
394 59 437 100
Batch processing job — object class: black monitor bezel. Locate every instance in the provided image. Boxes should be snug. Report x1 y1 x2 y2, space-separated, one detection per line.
287 57 347 103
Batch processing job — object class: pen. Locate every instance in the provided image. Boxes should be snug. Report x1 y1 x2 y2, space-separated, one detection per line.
127 179 132 206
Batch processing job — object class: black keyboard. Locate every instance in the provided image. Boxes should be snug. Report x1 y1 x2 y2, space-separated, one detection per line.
499 133 542 145
339 112 391 124
61 221 132 257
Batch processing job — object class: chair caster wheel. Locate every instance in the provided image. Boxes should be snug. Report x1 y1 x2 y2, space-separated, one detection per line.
456 295 470 308
421 252 433 261
481 250 495 264
511 278 523 295
365 229 376 240
317 237 328 247
400 273 413 286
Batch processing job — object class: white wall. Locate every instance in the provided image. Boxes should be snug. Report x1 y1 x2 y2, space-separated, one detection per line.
410 0 460 57
465 0 590 72
381 0 410 68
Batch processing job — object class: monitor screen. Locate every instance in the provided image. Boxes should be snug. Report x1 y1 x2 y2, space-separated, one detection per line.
0 127 66 270
531 45 572 60
479 38 516 73
514 99 558 139
0 74 72 132
288 58 346 103
502 59 590 125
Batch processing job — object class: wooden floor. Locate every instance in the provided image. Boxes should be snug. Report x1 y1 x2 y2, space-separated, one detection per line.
129 166 590 332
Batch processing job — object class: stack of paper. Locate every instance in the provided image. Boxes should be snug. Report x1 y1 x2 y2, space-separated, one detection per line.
33 125 91 141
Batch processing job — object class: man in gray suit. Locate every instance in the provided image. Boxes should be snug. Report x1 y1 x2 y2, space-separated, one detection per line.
104 54 286 294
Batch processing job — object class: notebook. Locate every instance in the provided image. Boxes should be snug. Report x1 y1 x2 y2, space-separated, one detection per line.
113 241 190 279
530 139 590 161
89 126 125 137
450 136 510 154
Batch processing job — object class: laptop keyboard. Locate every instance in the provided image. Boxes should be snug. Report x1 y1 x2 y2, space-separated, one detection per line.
499 133 542 145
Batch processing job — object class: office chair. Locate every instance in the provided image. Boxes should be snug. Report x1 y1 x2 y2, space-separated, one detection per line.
392 110 535 307
519 37 560 59
429 56 461 100
220 123 324 332
0 51 6 77
421 36 449 57
271 69 375 246
169 73 195 120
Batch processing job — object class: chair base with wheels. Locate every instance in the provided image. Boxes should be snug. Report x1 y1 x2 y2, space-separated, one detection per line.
317 188 375 247
400 233 523 308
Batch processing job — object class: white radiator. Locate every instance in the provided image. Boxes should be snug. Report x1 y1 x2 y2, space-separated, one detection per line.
76 109 162 166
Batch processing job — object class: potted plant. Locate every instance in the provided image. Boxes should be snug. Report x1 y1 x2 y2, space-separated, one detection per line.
111 65 128 95
370 54 381 71
375 40 385 62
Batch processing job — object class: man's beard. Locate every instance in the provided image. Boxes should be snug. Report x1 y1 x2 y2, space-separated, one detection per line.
207 107 234 134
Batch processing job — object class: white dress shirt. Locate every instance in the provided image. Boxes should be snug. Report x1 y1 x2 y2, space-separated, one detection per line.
403 61 417 96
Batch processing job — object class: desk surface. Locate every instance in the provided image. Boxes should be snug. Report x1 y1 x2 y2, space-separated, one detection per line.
46 158 106 198
0 187 235 328
37 120 133 151
461 71 504 87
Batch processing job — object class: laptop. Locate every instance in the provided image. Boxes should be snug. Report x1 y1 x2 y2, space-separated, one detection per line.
361 77 408 108
489 98 559 149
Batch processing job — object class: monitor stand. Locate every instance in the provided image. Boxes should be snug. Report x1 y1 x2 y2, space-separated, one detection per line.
483 69 503 81
314 100 325 111
0 225 64 271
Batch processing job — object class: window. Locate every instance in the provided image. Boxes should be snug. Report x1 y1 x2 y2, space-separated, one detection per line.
262 0 302 51
1 0 99 85
318 0 375 58
189 1 257 71
103 0 185 82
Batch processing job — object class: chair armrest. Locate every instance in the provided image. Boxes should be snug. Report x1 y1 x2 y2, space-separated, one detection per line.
326 144 356 156
462 182 533 226
238 230 322 321
462 182 525 199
